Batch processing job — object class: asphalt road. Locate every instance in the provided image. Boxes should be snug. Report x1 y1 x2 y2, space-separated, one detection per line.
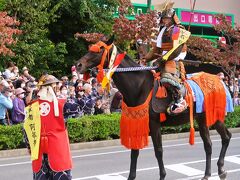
1 133 240 180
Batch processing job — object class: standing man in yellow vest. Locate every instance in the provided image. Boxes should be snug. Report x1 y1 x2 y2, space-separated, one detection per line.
24 74 73 180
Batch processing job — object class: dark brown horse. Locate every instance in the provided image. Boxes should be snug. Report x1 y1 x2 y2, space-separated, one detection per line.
76 37 231 180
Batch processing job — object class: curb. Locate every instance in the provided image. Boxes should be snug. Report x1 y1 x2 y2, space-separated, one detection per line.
1 128 240 158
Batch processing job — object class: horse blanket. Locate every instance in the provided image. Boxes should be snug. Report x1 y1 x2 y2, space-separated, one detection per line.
121 72 234 149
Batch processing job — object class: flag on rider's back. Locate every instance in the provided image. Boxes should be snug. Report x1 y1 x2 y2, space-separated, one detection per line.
172 26 180 40
163 28 191 61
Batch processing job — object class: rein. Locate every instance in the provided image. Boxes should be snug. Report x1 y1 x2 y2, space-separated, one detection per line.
89 41 159 87
104 66 158 72
89 41 158 73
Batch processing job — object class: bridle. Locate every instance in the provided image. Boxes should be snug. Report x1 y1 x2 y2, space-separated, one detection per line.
89 41 113 69
88 41 117 84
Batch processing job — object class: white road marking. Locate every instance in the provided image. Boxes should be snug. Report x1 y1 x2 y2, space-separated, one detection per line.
165 164 204 176
225 156 240 165
72 155 240 180
97 174 127 180
0 161 30 167
176 168 240 180
0 137 240 167
69 137 240 159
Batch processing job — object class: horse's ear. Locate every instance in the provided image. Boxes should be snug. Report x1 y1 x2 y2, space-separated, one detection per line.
106 35 115 46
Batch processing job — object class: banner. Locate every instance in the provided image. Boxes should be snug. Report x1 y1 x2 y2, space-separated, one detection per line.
23 102 41 160
163 27 191 61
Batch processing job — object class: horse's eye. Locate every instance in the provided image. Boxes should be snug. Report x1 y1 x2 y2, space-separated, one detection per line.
89 45 101 53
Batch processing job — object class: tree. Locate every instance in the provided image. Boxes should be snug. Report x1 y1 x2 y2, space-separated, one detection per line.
187 15 240 78
0 12 21 56
113 0 157 44
2 0 67 77
75 0 158 59
48 0 119 74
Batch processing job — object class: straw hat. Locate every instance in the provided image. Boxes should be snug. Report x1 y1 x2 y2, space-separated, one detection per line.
38 74 59 86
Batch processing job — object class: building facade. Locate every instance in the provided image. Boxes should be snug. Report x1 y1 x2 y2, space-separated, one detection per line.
128 0 239 42
131 0 240 24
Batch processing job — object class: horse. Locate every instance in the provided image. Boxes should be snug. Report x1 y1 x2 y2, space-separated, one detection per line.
76 37 232 180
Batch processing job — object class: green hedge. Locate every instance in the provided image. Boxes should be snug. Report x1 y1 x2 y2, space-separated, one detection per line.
67 113 120 143
0 108 240 150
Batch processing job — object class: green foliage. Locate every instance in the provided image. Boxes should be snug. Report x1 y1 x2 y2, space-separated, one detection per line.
0 0 6 11
225 106 240 128
0 0 121 76
0 124 24 150
1 108 240 151
67 113 120 143
48 0 119 75
1 0 67 77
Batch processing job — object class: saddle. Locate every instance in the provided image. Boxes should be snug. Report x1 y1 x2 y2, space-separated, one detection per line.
151 74 186 113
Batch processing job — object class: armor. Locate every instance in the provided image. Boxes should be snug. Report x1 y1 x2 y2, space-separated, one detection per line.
146 1 189 114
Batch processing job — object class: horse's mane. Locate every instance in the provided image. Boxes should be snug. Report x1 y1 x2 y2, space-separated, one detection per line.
116 47 140 68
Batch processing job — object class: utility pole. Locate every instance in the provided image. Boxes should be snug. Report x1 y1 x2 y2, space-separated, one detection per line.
147 0 152 10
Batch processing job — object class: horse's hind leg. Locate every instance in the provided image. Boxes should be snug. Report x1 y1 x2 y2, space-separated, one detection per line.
128 149 139 180
214 120 232 180
150 117 166 180
196 115 212 180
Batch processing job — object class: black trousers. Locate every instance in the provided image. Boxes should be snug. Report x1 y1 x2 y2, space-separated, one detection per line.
33 154 72 180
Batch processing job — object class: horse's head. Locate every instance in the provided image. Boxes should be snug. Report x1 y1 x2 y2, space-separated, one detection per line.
76 36 114 73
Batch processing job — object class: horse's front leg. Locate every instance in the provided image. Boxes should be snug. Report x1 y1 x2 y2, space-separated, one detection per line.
128 149 139 180
150 114 166 180
196 114 212 180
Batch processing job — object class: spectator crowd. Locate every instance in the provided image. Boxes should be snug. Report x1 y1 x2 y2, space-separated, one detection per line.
2 61 240 126
217 71 240 106
0 62 122 126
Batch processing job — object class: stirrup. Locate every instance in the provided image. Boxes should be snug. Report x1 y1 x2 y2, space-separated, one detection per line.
167 99 187 115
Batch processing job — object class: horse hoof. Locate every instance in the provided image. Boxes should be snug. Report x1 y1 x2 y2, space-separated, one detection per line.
127 176 135 180
219 171 227 180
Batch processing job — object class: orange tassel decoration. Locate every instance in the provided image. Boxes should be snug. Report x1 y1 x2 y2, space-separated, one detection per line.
184 81 195 145
160 113 166 122
189 127 195 145
96 68 104 83
156 85 167 98
120 90 152 149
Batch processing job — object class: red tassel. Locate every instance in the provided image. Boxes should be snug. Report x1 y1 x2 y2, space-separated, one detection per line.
189 127 195 145
156 85 167 98
96 69 104 83
83 72 90 81
160 113 166 122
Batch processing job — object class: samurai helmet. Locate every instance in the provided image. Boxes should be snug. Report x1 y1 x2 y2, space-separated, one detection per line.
161 8 175 18
155 0 180 24
38 74 59 86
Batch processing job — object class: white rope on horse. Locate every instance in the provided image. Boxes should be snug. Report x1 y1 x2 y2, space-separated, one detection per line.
104 66 158 73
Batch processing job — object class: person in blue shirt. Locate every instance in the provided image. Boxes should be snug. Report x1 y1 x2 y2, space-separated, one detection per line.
0 86 13 125
78 83 95 115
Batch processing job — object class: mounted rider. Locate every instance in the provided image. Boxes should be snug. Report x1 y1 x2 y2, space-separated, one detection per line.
144 1 191 114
